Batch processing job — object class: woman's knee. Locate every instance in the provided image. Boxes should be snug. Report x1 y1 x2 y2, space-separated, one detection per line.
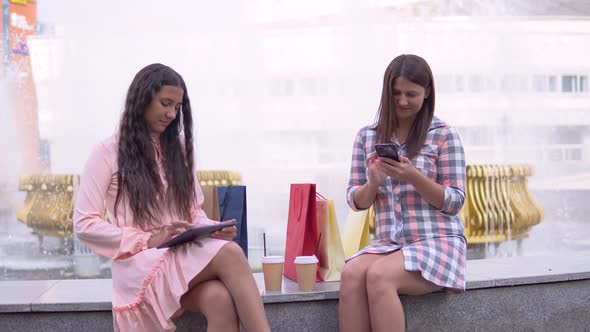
365 264 398 299
220 241 246 258
198 280 235 314
181 280 234 314
214 242 247 266
340 260 368 292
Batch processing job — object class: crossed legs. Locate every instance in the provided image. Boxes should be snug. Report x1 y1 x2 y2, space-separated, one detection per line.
181 242 270 332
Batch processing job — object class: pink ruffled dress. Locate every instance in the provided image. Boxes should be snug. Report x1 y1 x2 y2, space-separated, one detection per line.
74 134 228 332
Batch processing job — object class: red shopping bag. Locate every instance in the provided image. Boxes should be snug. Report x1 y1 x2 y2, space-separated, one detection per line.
283 183 321 282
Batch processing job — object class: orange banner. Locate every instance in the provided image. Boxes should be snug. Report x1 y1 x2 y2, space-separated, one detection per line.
8 0 40 173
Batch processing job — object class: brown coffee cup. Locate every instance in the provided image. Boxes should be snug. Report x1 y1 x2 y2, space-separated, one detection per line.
294 255 318 292
261 256 284 292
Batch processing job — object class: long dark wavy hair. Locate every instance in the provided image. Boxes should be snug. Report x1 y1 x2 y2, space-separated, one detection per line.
114 63 195 229
374 54 435 159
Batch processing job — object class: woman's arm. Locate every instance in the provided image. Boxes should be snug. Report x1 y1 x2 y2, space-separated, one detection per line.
435 127 466 215
351 179 381 211
74 142 152 260
347 129 386 211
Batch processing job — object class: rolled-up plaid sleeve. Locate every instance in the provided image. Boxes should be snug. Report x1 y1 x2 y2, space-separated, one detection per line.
347 128 369 211
437 127 466 215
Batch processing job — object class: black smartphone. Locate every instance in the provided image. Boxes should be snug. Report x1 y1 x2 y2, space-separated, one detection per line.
374 143 400 162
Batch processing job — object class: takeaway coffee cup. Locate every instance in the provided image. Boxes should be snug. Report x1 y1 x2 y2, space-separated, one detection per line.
261 256 284 292
294 255 319 292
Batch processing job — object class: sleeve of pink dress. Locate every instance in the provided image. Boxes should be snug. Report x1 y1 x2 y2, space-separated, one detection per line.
74 142 152 260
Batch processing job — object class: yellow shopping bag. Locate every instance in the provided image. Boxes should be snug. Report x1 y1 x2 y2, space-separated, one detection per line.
342 206 374 258
316 196 346 281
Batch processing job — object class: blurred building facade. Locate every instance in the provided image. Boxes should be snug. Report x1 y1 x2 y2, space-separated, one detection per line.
3 0 590 259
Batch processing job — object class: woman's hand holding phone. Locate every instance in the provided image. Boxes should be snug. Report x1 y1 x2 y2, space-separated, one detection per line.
366 152 387 186
374 143 400 162
373 143 418 182
376 155 418 182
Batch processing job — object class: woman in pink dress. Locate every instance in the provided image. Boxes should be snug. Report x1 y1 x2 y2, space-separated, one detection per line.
74 63 271 332
339 54 467 331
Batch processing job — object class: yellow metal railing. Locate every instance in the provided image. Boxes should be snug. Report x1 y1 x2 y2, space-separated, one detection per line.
16 174 77 238
16 166 542 244
16 171 242 238
197 170 242 187
461 164 544 244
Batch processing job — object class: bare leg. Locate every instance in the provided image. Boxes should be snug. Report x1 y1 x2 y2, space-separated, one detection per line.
366 251 441 332
180 280 239 332
338 254 383 332
187 242 270 332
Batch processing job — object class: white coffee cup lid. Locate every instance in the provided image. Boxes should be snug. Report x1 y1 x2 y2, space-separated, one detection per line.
294 255 318 264
262 256 284 263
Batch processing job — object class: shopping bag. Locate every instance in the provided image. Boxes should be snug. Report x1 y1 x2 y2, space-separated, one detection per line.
316 194 345 281
342 206 374 258
284 183 320 282
200 185 221 221
217 186 248 257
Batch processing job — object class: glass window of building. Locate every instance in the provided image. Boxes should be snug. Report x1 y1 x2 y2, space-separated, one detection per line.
580 75 588 92
562 75 578 92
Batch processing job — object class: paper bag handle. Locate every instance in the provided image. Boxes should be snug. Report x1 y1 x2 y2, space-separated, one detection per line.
291 187 305 223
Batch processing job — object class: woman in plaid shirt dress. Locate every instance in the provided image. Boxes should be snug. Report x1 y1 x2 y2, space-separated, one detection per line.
338 54 467 332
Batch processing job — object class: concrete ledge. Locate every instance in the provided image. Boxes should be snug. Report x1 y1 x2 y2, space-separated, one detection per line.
1 254 589 331
407 279 590 331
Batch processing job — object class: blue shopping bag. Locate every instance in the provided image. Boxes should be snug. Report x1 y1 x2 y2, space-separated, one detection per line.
217 186 248 257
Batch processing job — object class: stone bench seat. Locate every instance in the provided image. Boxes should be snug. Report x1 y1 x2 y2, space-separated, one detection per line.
1 254 589 331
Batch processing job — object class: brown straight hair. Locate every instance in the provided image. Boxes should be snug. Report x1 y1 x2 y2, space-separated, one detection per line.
374 54 435 159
